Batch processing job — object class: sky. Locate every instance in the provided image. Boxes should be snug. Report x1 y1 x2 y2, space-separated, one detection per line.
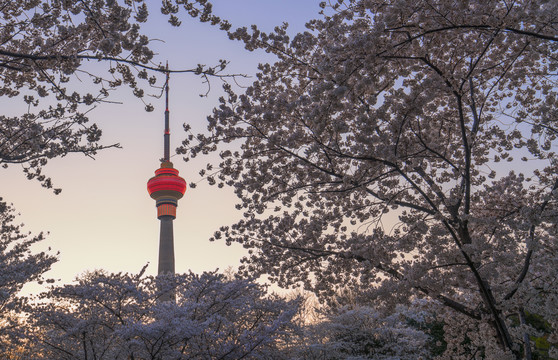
2 1 323 290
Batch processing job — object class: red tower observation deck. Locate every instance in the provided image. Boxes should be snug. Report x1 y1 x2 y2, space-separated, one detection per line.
147 162 186 219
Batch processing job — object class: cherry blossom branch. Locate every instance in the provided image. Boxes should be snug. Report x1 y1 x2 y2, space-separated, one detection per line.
455 95 472 218
255 233 482 320
386 24 558 50
504 177 558 300
0 48 245 78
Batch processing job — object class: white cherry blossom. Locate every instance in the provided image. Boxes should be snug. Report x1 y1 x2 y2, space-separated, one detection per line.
182 1 558 357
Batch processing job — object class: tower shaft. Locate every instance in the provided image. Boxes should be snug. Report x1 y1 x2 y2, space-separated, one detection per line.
158 216 175 274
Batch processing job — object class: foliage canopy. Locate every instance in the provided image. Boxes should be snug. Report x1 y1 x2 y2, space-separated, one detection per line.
182 0 558 357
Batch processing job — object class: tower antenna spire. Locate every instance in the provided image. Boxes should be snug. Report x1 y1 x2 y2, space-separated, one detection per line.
164 62 170 162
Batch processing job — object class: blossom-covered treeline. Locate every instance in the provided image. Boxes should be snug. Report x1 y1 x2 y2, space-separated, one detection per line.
24 270 299 359
294 302 433 359
182 0 558 358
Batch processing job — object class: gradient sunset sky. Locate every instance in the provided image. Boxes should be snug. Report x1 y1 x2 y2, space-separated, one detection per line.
2 1 323 290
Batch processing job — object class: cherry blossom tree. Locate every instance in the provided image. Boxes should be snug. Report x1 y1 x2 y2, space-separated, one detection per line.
0 199 57 355
279 289 438 359
0 0 231 192
181 0 558 358
26 269 300 359
0 1 235 354
299 304 431 360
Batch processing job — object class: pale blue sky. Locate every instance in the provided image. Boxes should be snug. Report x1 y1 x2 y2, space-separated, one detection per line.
2 1 323 289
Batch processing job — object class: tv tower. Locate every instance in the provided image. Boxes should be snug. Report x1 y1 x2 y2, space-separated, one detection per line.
147 69 187 279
